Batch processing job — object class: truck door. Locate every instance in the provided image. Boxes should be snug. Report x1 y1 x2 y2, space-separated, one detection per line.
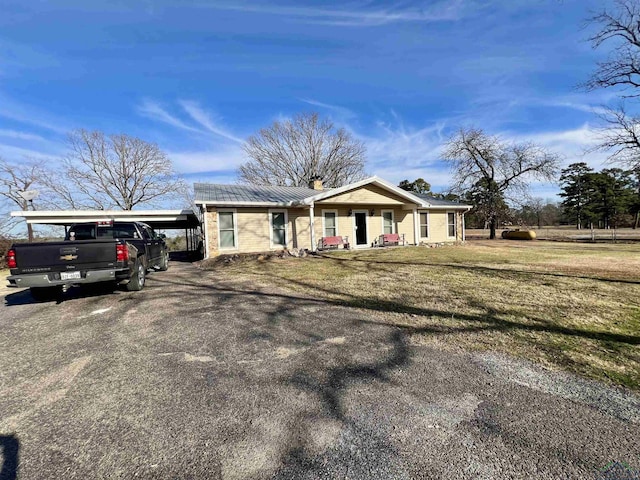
142 226 162 266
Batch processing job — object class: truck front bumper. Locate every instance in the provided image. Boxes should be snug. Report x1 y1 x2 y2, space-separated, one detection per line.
7 269 122 288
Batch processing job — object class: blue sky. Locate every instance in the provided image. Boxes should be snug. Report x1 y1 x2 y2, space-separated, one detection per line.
0 0 621 201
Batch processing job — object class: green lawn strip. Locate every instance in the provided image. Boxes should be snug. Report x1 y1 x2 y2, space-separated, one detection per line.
205 243 640 390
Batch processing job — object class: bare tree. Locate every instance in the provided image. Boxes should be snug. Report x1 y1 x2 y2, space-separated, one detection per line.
593 105 640 166
584 1 640 168
0 158 47 241
239 112 367 187
47 130 186 210
584 0 640 95
443 127 560 239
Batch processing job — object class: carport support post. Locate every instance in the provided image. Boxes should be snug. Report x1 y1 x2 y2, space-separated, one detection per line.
309 204 316 252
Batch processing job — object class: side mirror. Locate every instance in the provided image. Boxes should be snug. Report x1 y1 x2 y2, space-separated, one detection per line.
158 233 167 239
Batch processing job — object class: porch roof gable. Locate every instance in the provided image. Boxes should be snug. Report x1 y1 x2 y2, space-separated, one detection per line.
300 176 425 206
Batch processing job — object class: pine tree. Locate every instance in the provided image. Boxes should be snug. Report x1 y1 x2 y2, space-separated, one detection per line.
559 163 594 229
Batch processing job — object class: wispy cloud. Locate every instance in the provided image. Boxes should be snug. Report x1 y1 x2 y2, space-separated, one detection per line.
203 1 467 27
0 39 60 77
178 100 244 143
356 112 611 194
350 116 453 189
0 93 70 134
365 120 447 166
515 124 610 170
135 98 251 182
0 129 46 142
137 99 245 143
299 98 356 121
136 99 203 133
167 144 246 175
0 142 62 162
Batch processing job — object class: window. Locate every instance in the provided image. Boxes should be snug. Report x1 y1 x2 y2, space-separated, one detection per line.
218 211 237 249
382 211 394 234
67 225 96 240
114 224 138 238
270 210 287 247
323 211 337 237
447 212 456 238
420 213 429 238
142 226 156 239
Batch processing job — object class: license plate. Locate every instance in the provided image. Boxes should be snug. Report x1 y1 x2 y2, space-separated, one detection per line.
61 271 81 280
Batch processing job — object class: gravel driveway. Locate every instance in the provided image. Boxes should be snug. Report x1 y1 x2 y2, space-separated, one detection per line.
0 261 639 479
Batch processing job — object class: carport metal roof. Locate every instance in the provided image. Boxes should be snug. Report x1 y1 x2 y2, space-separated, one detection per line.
10 209 201 230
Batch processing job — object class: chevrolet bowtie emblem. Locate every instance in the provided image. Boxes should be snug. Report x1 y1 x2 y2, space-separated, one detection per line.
60 254 78 261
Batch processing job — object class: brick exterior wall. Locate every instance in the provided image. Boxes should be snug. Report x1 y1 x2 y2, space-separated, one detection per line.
206 206 218 257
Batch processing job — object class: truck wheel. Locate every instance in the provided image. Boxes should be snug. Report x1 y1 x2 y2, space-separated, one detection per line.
126 258 146 291
159 252 169 271
30 286 61 301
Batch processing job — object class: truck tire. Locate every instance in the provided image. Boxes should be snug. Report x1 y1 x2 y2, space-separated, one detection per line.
126 258 146 291
159 251 169 271
30 286 62 301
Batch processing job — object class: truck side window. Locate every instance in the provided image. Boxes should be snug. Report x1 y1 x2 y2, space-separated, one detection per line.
142 226 157 239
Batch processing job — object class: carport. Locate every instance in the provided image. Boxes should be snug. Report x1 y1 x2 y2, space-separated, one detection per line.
10 209 203 259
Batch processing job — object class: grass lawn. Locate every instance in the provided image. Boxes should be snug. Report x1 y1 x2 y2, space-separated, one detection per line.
203 240 640 390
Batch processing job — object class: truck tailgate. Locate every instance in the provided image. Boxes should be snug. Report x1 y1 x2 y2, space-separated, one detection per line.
12 240 120 274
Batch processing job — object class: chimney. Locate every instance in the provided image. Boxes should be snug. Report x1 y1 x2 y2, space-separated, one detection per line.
309 176 323 191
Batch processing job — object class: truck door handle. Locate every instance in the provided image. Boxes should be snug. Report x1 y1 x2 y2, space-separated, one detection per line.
146 242 151 245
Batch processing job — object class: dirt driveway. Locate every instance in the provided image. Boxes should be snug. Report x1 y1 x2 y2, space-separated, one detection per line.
0 261 639 479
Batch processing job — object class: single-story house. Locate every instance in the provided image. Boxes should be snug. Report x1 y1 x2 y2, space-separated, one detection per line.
194 176 471 258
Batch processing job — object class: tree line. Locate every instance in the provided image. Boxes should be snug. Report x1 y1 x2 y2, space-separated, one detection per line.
560 163 640 230
398 176 563 230
400 162 640 233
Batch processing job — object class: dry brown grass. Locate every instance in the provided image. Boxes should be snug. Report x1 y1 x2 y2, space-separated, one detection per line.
202 240 640 390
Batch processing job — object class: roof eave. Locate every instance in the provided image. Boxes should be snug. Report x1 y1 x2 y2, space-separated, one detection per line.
194 200 297 207
418 205 473 210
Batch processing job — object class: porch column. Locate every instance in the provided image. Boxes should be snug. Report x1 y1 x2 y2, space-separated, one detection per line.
412 208 419 246
462 212 466 241
202 203 209 258
309 203 316 252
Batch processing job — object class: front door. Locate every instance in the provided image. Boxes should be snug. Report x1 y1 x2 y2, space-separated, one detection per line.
354 212 368 246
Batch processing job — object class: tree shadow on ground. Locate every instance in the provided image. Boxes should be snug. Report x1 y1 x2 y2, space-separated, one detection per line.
152 274 640 347
4 283 121 307
266 331 412 479
0 435 19 480
151 265 639 477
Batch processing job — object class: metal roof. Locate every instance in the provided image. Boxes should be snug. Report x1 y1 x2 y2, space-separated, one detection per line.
194 183 320 205
193 178 471 210
414 193 470 208
10 210 201 230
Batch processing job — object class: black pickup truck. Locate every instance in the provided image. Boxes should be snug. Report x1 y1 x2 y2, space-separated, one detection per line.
6 221 169 300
